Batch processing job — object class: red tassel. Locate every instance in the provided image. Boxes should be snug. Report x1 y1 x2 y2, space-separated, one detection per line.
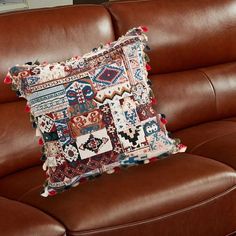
114 167 121 173
4 75 12 84
48 189 57 196
141 26 149 32
146 64 152 71
161 117 168 125
25 104 31 113
80 177 87 184
151 97 157 105
149 157 158 163
38 137 44 146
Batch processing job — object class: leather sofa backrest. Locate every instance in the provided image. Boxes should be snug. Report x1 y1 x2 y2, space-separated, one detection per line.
0 5 115 177
107 0 236 74
107 0 236 131
0 5 115 103
1 0 236 176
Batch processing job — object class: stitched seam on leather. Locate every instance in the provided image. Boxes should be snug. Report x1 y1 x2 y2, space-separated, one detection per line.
67 186 236 236
189 130 236 153
197 69 218 116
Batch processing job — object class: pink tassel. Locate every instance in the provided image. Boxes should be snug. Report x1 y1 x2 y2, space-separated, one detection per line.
178 144 187 152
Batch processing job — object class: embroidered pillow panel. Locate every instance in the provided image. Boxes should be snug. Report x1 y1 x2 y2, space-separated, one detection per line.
7 27 186 196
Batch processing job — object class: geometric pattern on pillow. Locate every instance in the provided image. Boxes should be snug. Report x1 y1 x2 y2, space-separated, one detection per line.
7 27 186 196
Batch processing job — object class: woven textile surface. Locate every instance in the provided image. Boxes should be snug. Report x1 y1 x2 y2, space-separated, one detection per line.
6 27 186 196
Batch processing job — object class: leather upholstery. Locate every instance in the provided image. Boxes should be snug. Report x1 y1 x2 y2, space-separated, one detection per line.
0 5 115 103
0 197 65 236
200 62 236 119
108 0 236 131
0 154 235 235
150 69 217 131
0 0 236 235
174 119 236 169
69 188 236 236
0 101 41 177
151 62 236 131
107 0 236 74
0 4 115 176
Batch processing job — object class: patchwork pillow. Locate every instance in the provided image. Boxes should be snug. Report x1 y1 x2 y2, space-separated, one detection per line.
6 27 186 196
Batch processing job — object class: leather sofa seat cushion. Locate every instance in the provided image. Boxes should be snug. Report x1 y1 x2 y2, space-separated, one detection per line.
0 197 65 236
174 119 236 169
0 153 235 234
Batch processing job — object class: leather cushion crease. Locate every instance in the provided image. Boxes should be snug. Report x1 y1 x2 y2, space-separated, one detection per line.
0 0 236 235
0 154 235 235
0 196 65 236
174 119 236 169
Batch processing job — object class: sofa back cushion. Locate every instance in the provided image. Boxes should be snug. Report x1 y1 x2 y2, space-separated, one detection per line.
0 5 115 177
0 5 115 103
107 0 236 131
107 0 236 74
150 62 236 131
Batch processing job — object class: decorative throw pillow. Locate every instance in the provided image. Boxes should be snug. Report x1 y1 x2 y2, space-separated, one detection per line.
6 27 186 197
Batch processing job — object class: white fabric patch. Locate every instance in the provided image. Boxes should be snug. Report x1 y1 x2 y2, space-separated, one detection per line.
76 128 112 160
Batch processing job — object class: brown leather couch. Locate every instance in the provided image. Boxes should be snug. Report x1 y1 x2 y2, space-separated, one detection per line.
0 0 236 235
